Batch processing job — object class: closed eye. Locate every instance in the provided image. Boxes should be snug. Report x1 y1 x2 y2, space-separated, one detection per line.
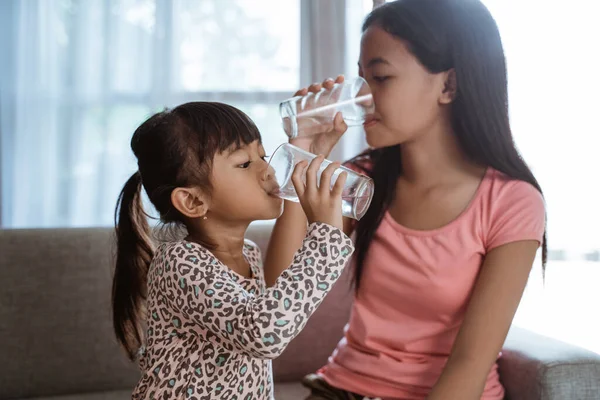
373 76 390 83
239 156 269 169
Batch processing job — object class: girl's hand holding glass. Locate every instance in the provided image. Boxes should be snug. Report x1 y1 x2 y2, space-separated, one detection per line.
291 155 347 231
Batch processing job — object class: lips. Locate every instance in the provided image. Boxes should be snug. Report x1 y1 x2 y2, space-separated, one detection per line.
267 186 282 197
363 115 379 128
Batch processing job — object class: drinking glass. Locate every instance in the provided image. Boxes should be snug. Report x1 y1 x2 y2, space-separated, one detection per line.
279 77 375 138
268 143 374 220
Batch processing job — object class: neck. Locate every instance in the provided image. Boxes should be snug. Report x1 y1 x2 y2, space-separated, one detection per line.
400 119 480 187
187 219 250 273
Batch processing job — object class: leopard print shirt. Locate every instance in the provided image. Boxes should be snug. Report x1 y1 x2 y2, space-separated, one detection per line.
132 222 354 400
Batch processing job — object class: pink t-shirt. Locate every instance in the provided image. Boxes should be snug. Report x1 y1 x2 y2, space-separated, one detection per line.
320 167 546 400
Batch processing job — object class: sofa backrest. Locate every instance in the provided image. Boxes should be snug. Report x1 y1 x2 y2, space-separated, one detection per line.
0 228 139 399
0 223 354 398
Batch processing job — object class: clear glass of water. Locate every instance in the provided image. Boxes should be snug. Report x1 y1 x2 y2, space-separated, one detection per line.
279 77 375 139
268 143 374 220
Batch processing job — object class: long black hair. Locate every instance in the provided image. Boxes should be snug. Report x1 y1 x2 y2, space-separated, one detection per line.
112 102 261 360
352 0 547 292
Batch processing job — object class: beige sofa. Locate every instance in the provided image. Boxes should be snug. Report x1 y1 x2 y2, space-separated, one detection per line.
1 225 599 400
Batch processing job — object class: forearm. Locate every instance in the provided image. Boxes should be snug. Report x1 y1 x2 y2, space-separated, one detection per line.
264 200 308 287
427 356 488 400
219 223 353 359
428 241 540 400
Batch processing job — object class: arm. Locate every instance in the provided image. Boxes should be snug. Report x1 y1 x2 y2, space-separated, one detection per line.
264 76 349 287
167 223 354 360
428 179 546 400
264 200 308 287
427 240 539 400
264 203 355 287
264 154 364 287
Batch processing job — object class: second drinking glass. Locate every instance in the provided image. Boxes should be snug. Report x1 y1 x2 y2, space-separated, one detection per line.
279 77 375 139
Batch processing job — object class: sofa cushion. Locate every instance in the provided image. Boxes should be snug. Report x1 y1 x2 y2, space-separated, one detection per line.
0 228 139 399
27 384 310 400
27 389 132 400
499 327 600 400
0 224 349 399
274 382 310 400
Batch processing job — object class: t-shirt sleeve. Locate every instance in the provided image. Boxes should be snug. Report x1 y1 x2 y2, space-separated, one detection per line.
485 180 546 251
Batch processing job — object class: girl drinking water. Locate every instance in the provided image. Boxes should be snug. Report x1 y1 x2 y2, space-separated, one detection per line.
112 102 354 399
266 0 547 399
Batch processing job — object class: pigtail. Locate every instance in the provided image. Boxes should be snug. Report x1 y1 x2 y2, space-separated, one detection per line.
112 171 154 360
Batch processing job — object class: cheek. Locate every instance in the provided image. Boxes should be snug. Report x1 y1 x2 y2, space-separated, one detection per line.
379 81 439 132
210 175 252 203
217 176 265 203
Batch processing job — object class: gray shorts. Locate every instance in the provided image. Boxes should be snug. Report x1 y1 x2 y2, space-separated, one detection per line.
301 374 380 400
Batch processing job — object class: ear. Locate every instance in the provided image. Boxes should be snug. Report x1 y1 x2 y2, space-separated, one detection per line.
171 187 209 219
439 69 457 105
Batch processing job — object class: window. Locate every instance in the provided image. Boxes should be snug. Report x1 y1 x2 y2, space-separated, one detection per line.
0 0 302 227
482 0 600 355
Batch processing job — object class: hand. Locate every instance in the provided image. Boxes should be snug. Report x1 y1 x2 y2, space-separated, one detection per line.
290 75 348 157
291 155 347 230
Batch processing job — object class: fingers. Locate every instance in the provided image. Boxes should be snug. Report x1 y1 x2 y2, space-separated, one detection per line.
293 87 308 97
308 82 322 93
305 155 324 195
322 77 335 90
331 171 347 197
333 112 349 134
291 160 308 197
293 155 346 229
319 161 341 196
294 75 343 97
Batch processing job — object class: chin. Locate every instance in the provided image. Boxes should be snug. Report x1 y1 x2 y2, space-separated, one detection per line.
365 125 410 149
260 197 284 220
366 131 396 149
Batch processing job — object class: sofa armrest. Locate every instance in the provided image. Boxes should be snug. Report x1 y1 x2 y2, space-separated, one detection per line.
499 326 600 400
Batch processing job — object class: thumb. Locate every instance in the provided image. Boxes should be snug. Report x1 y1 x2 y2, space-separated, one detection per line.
333 112 348 134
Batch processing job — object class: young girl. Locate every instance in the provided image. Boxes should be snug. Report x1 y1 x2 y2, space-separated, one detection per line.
266 0 547 399
112 102 354 399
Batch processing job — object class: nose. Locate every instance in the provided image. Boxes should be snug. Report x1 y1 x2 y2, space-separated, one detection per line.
261 160 275 182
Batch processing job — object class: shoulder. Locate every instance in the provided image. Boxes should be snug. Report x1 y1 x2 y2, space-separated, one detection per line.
155 240 218 277
483 169 546 250
343 151 374 176
161 240 211 259
486 169 545 214
243 238 263 266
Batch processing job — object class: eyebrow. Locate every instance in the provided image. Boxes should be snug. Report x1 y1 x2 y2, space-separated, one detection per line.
359 57 392 68
226 141 264 157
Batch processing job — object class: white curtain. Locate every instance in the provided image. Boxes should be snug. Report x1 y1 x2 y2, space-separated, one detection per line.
1 0 358 228
480 0 600 353
482 0 600 261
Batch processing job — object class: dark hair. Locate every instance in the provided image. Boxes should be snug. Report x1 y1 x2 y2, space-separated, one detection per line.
352 0 547 292
112 102 261 359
